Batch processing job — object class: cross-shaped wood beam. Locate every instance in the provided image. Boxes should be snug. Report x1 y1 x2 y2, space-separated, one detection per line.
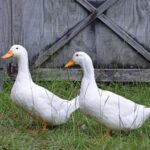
33 0 119 68
76 0 150 63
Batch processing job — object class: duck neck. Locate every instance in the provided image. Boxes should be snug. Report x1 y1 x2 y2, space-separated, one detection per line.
81 61 96 93
82 62 95 80
16 54 32 81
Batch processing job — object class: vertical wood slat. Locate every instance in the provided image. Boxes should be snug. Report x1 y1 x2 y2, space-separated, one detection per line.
10 0 24 69
0 0 12 90
0 69 4 92
11 0 23 44
0 0 12 67
11 0 45 61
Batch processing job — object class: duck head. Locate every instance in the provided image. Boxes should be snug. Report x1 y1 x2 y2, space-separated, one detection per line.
64 51 93 68
1 45 27 60
65 51 95 79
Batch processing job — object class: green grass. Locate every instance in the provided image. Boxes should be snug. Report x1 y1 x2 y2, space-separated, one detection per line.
0 81 150 150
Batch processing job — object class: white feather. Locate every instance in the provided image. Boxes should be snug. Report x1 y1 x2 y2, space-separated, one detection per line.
9 45 79 125
72 51 150 130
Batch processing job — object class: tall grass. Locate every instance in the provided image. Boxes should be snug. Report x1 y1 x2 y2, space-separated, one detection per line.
0 81 150 149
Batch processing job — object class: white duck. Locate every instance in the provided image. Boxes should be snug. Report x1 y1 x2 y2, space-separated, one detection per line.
65 51 150 138
1 45 79 134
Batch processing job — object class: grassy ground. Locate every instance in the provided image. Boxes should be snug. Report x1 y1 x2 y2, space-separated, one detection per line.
0 81 150 150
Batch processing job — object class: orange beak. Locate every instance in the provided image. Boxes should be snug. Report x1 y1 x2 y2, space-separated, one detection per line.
1 50 13 59
64 58 75 68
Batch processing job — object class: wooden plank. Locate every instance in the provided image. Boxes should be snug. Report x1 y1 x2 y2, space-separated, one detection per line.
96 0 119 16
0 0 11 90
0 0 12 68
33 0 119 68
0 69 4 92
76 0 119 16
32 68 82 81
76 0 150 62
10 0 89 68
11 0 23 44
33 11 97 68
105 0 150 52
99 15 150 62
31 68 150 82
12 0 48 62
76 0 96 12
11 0 24 68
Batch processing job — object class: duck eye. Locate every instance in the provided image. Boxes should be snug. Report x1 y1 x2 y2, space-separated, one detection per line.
16 47 18 50
76 54 79 57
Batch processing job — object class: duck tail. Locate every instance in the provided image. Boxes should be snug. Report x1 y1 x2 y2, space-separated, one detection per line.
67 96 79 115
144 108 150 120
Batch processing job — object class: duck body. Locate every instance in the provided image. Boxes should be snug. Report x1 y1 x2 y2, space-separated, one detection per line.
2 45 79 126
80 78 150 130
11 75 78 125
65 51 150 131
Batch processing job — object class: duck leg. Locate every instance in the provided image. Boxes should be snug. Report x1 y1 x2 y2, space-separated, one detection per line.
105 129 112 139
27 120 40 133
41 122 47 135
28 124 39 133
28 125 39 133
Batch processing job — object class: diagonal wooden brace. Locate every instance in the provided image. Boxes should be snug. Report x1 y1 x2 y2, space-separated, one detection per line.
33 0 119 68
76 0 150 63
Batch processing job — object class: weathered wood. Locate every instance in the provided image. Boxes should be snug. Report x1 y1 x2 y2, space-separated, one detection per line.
1 0 150 82
0 0 12 68
12 0 23 44
100 15 150 62
32 68 82 81
76 0 150 62
76 0 96 12
96 0 119 16
33 0 119 68
0 69 4 92
32 68 150 82
105 0 150 52
11 0 87 67
11 0 45 62
33 11 97 68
